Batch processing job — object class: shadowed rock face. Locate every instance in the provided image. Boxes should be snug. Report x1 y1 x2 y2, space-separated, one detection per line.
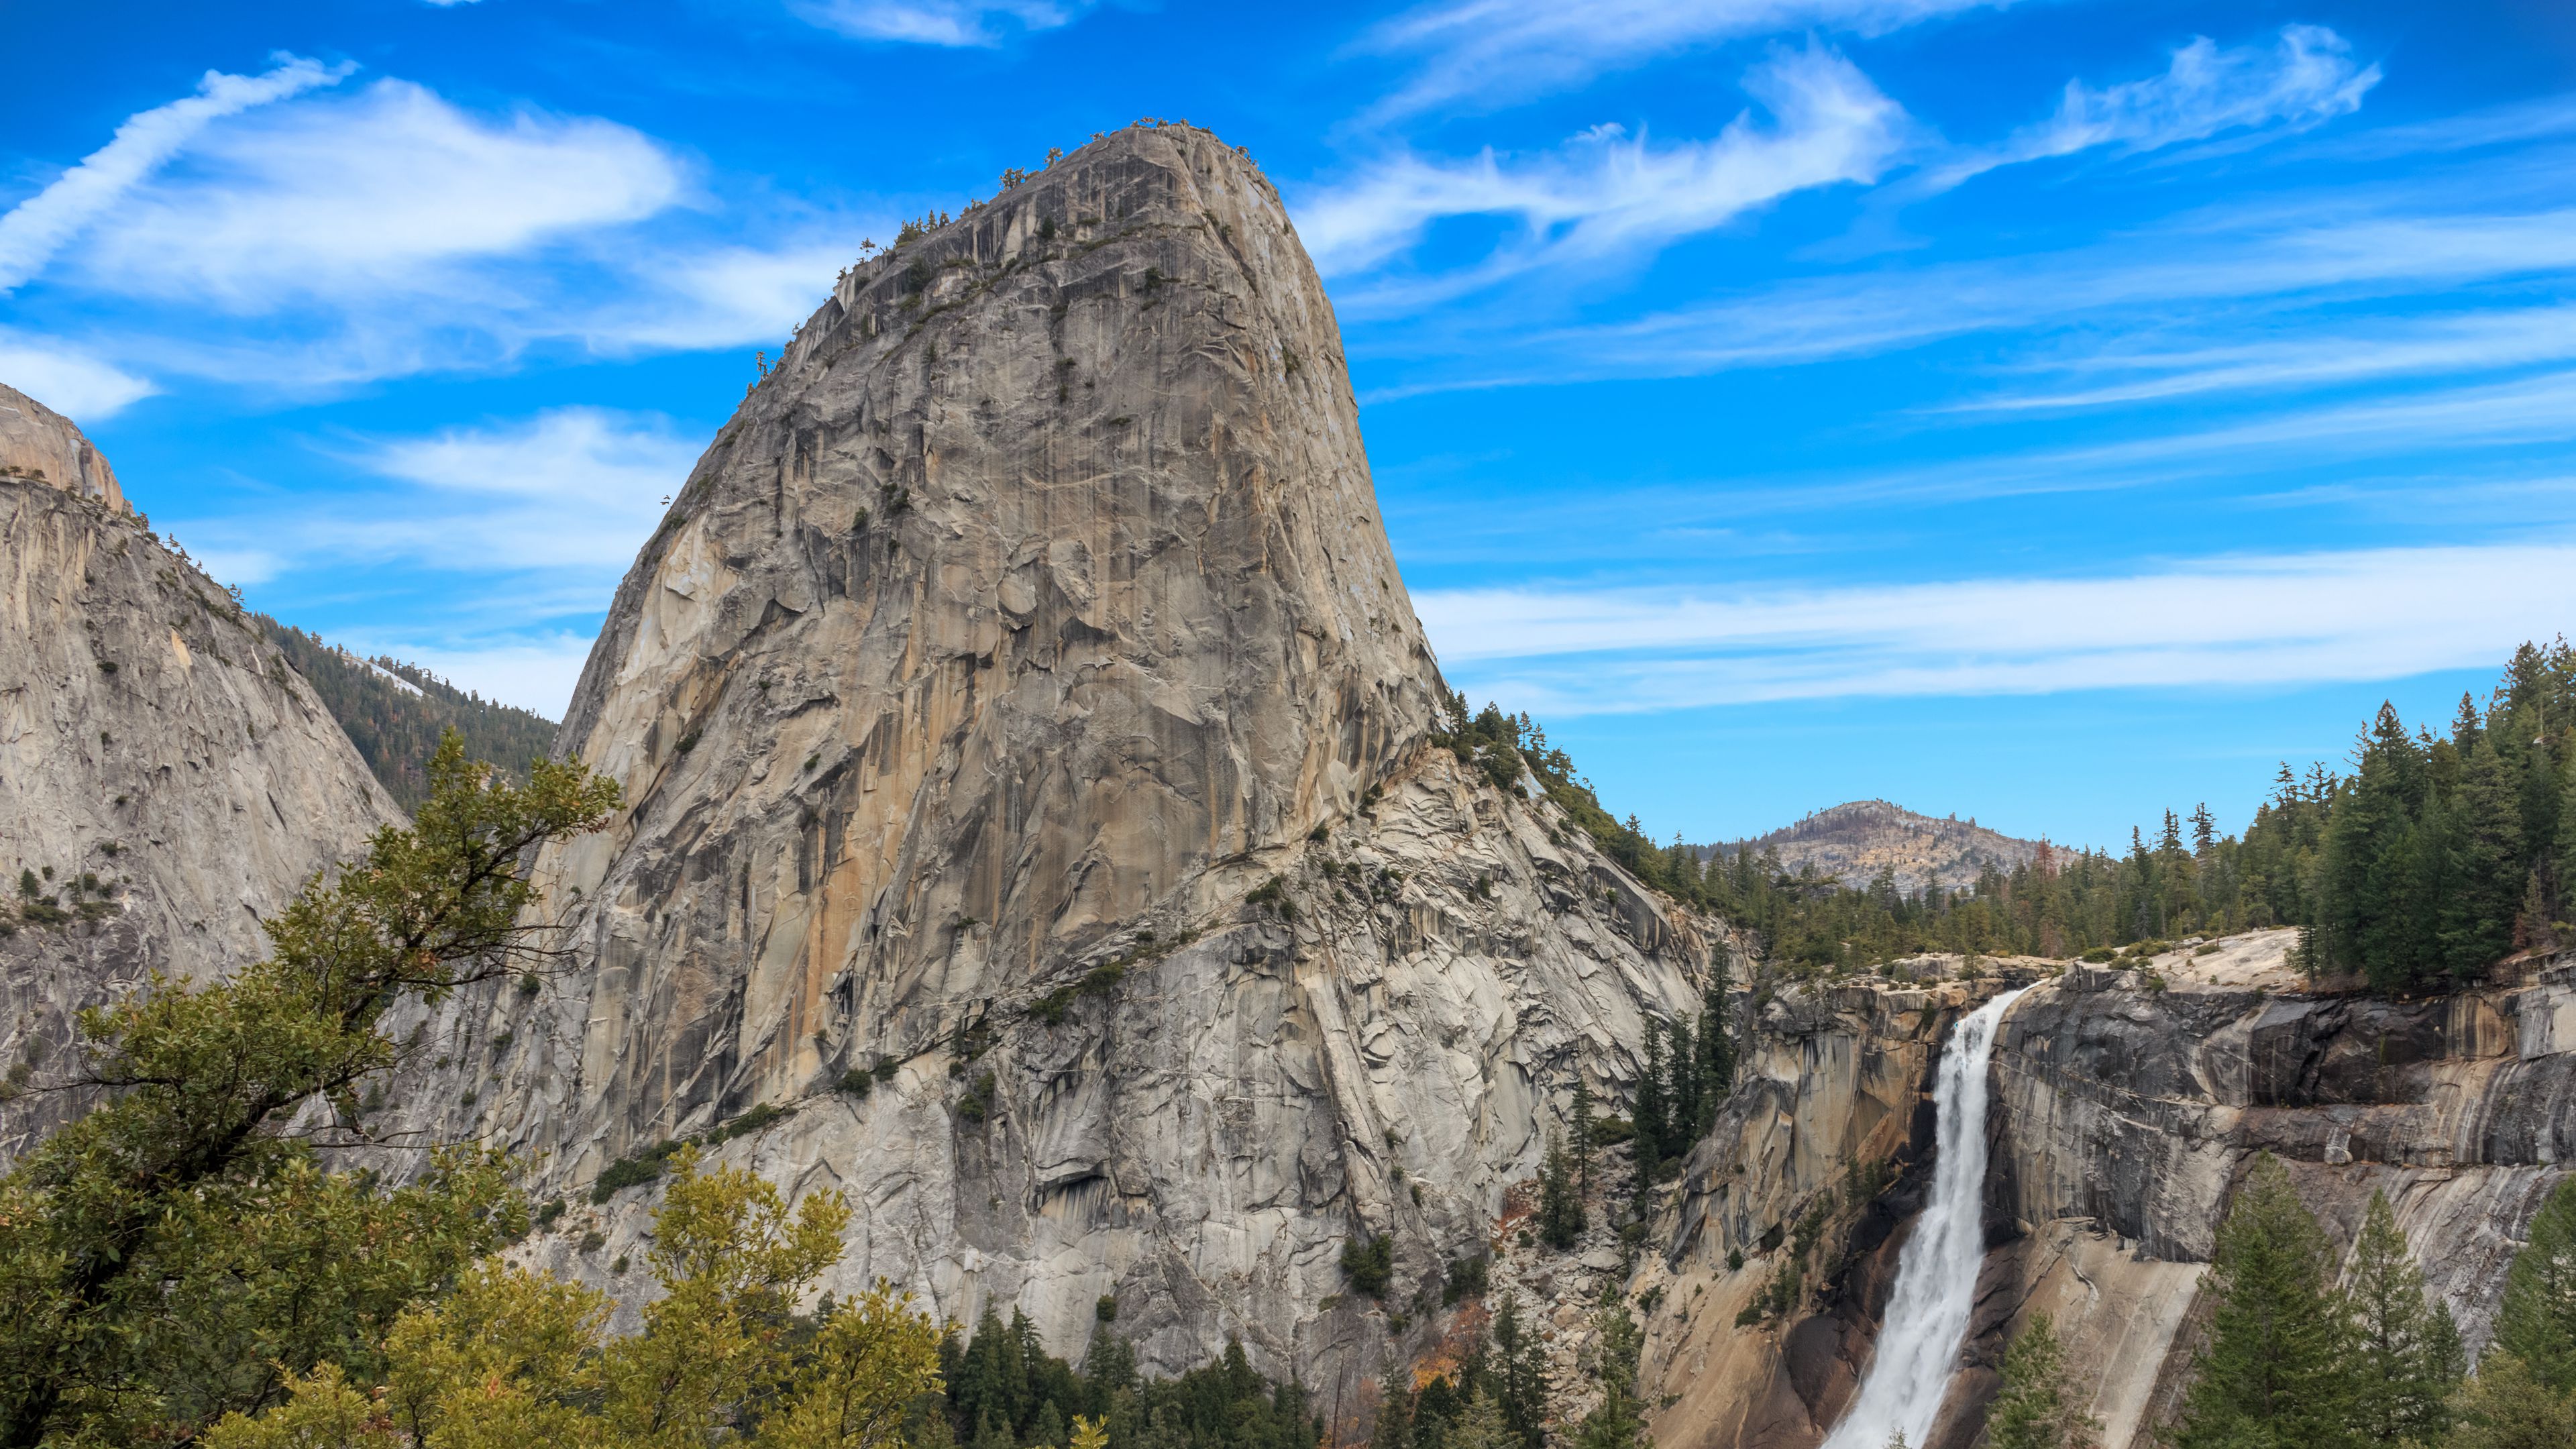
0 394 398 1153
392 125 1717 1393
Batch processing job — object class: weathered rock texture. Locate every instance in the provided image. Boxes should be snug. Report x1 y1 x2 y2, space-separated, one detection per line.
0 394 399 1151
394 125 1717 1399
1638 933 2575 1449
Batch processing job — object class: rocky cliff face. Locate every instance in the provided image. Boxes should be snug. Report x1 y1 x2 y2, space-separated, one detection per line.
396 124 1718 1396
0 384 124 513
1638 934 2576 1449
0 389 399 1150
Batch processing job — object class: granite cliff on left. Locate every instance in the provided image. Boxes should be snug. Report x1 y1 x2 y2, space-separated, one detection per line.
0 382 400 1150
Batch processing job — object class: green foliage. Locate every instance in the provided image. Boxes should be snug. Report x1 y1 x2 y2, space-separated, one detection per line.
1537 1128 1585 1250
2445 1350 2576 1449
1680 645 2576 989
2173 1155 2356 1449
2491 1175 2576 1395
1443 1255 1489 1306
935 1315 1318 1449
957 1072 999 1125
207 1150 944 1449
0 729 617 1447
594 1140 686 1203
1371 1376 1412 1449
1984 1314 2100 1449
1342 1234 1395 1298
1487 1293 1550 1449
261 619 559 813
2345 1191 2461 1445
1572 1305 1649 1449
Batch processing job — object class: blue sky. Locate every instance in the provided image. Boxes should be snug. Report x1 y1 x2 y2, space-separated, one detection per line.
5 0 2573 849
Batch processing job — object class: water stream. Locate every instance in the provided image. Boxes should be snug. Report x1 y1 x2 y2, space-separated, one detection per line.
1819 986 2029 1449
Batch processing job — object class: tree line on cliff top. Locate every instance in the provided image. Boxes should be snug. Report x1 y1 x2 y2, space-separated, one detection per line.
1462 642 2576 996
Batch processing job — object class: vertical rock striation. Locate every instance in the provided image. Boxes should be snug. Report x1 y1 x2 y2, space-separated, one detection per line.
0 386 400 1151
405 125 1716 1395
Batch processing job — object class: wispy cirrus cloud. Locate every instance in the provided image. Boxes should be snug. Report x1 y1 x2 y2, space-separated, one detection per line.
1358 193 2576 396
1 70 881 396
1301 45 1913 294
1948 303 2576 414
0 54 350 293
0 330 155 419
1919 23 2379 191
1355 0 2009 121
1417 543 2576 714
788 0 1093 45
70 78 684 308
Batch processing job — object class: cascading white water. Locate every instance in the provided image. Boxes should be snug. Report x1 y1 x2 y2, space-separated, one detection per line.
1820 987 2029 1449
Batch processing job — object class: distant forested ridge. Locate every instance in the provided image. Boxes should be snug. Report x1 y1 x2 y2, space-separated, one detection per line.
1450 641 2576 997
258 616 558 812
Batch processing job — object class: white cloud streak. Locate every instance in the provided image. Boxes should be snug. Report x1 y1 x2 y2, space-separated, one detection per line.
1301 46 1911 290
73 79 684 308
1417 543 2576 713
344 407 698 572
1921 24 2378 191
788 0 1091 45
1357 0 2006 121
0 54 348 292
1948 303 2576 413
1387 201 2576 392
0 331 156 419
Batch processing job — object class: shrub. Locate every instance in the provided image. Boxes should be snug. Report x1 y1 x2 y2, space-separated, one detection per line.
2081 947 2117 963
1442 1255 1489 1305
956 1071 998 1124
705 1102 791 1145
1096 1295 1118 1322
592 1140 684 1203
1341 1234 1394 1298
838 1069 875 1097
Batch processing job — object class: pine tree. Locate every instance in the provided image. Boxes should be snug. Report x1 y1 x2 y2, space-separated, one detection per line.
1030 1401 1067 1449
1984 1313 2099 1449
1572 1305 1649 1449
1538 1129 1585 1250
2445 736 2525 979
1634 1020 1669 1184
2172 1154 2357 1449
1444 1393 1513 1449
1699 955 1735 1121
2491 1175 2576 1395
1489 1293 1550 1449
1371 1376 1414 1449
1571 1081 1597 1197
1668 1016 1698 1155
2342 1191 2461 1446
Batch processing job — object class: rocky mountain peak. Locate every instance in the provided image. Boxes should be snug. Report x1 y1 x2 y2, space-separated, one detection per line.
409 123 1715 1386
1719 798 2047 896
0 382 125 512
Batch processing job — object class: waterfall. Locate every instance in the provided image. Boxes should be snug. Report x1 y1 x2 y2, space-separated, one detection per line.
1820 986 2029 1449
